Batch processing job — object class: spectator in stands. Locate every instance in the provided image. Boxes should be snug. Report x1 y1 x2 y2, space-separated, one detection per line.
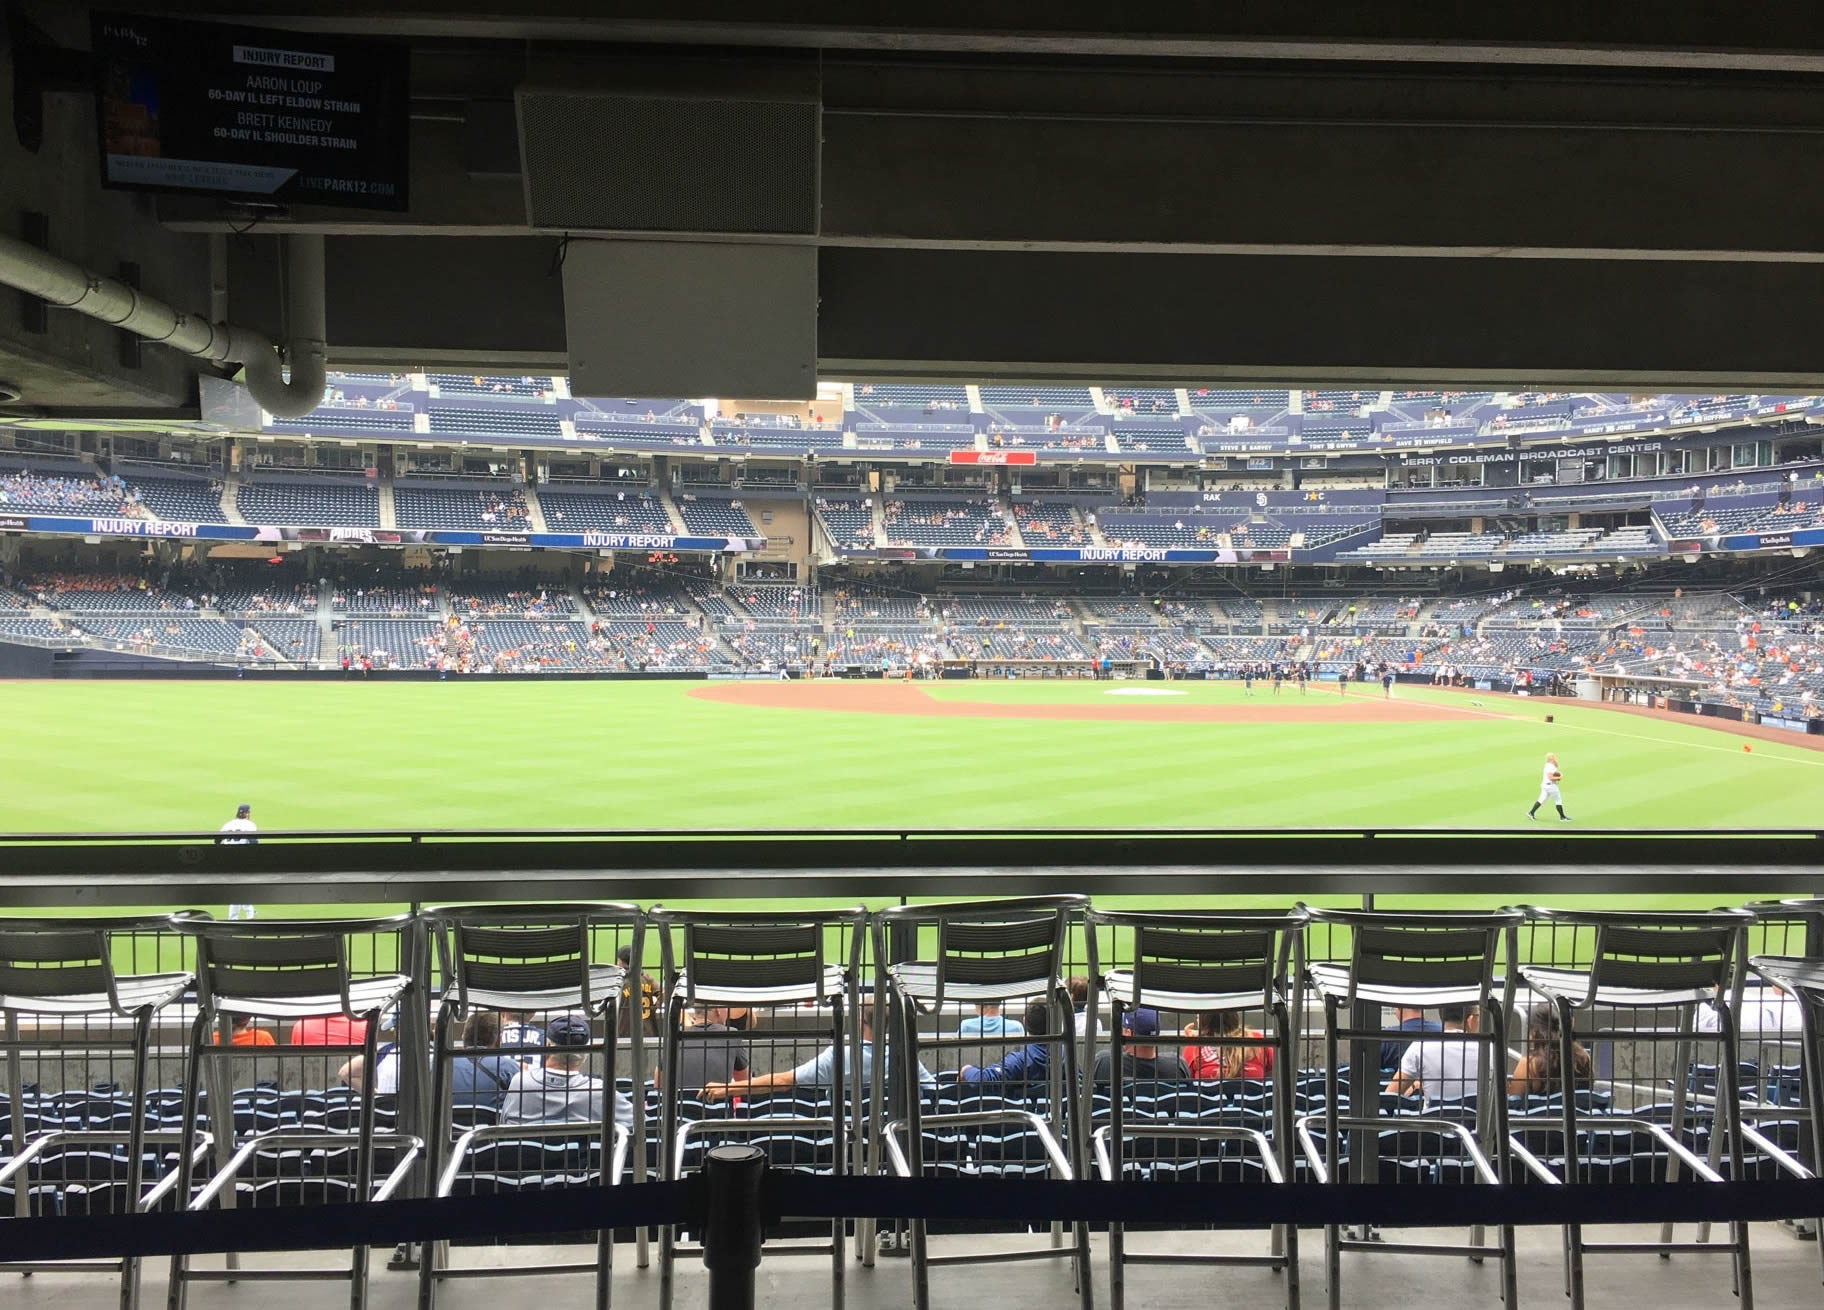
341 1009 522 1108
215 1016 275 1047
1386 1003 1480 1104
699 1009 933 1102
1182 1010 1273 1080
498 1012 631 1129
1090 1007 1188 1082
1379 1006 1443 1072
961 1001 1053 1083
960 1001 1024 1038
499 1011 546 1053
1066 973 1103 1037
617 944 660 1038
1507 1002 1593 1097
658 1005 750 1092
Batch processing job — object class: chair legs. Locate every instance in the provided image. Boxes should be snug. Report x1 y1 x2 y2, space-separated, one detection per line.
660 990 848 1310
1554 997 1755 1310
168 1004 213 1310
417 1004 456 1310
898 988 931 1310
1323 995 1342 1310
658 989 678 1310
829 990 846 1310
1060 992 1092 1310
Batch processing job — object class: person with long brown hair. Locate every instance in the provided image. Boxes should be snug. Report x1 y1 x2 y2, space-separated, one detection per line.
1183 1009 1274 1081
1508 1001 1594 1097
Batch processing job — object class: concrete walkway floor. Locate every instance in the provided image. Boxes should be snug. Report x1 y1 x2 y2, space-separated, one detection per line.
7 1223 1812 1310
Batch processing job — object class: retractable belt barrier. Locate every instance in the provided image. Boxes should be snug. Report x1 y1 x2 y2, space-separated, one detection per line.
5 1173 1824 1264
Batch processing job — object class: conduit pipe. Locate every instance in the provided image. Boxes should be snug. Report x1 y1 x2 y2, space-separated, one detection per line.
0 232 327 418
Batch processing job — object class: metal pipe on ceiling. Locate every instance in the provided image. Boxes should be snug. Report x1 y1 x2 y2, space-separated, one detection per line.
0 231 328 419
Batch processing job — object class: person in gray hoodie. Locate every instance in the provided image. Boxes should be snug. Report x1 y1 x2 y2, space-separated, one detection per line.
496 1011 632 1130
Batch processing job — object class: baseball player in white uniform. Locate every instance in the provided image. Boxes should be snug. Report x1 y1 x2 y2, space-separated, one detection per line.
218 803 259 919
1528 753 1570 822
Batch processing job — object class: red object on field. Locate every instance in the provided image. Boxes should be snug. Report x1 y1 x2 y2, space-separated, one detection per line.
1744 744 1753 752
950 450 1036 465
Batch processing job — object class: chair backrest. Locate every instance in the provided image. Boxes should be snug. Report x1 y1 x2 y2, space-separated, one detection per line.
878 895 1086 1005
0 915 182 1014
935 911 1067 1003
1745 898 1824 960
1302 906 1520 1005
1521 908 1751 1008
649 907 866 1003
174 915 411 1016
1749 955 1824 1008
1090 909 1303 1010
428 902 642 1015
0 924 115 1006
1590 920 1743 997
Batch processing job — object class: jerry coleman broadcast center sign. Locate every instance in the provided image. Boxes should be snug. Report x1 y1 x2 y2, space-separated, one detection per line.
92 12 409 210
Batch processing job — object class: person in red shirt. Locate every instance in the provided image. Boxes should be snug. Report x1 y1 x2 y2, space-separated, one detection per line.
289 1014 371 1047
1182 1010 1274 1081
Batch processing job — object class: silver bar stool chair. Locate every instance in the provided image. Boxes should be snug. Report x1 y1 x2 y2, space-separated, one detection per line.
1705 900 1820 1251
1297 906 1520 1310
166 915 424 1310
649 905 867 1310
417 902 637 1310
1086 908 1304 1310
1513 906 1755 1310
0 915 202 1310
875 895 1093 1310
1746 952 1824 1282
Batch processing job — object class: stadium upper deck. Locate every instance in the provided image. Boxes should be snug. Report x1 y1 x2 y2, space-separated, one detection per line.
4 378 1824 594
247 376 1822 460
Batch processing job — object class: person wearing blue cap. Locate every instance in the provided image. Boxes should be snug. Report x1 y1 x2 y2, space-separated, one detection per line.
217 802 258 921
497 1012 632 1130
1089 1006 1188 1082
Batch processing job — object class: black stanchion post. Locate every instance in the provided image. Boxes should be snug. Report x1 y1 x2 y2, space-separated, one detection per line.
701 1145 768 1310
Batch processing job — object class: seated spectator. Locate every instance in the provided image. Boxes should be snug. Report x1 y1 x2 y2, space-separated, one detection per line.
1508 1002 1593 1097
1182 1010 1273 1081
498 1012 631 1129
617 944 660 1038
959 1001 1024 1039
1379 1005 1443 1072
499 1011 545 1050
961 1001 1052 1083
289 1012 371 1047
659 1005 750 1092
1066 974 1102 1038
215 1015 275 1046
700 1009 932 1103
1090 1007 1189 1082
1386 1003 1481 1104
339 1010 523 1108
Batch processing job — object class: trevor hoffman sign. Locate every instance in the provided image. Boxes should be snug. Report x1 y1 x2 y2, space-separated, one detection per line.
92 11 410 210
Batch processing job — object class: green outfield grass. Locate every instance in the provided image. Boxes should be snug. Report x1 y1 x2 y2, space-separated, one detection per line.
4 677 1817 833
4 677 1815 927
